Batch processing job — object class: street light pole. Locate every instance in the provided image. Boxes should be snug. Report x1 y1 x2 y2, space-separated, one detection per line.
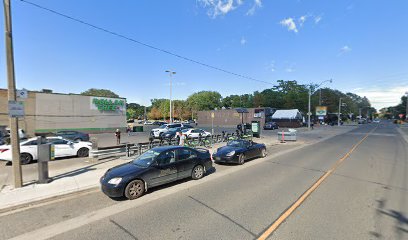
4 0 22 188
165 70 176 123
338 98 342 126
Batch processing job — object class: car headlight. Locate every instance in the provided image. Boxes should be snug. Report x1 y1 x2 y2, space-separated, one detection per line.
108 177 122 185
226 151 235 157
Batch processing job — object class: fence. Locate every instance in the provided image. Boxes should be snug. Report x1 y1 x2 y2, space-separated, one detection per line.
89 132 252 159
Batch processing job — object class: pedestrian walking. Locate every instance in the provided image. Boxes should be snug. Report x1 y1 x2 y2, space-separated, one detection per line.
126 126 131 136
115 129 121 145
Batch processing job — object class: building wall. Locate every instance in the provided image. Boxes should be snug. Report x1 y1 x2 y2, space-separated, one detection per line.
35 93 126 133
197 108 272 128
0 89 126 135
0 89 37 136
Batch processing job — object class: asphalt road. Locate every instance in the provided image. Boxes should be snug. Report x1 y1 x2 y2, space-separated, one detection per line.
1 121 406 240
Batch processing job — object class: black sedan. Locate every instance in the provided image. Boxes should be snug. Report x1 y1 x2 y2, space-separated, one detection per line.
212 139 267 165
263 122 279 130
100 145 213 200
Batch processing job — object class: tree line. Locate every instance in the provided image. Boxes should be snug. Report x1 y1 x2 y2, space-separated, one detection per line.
80 81 376 121
380 95 407 119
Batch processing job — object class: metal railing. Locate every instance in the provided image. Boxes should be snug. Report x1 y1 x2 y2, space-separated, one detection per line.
89 132 250 159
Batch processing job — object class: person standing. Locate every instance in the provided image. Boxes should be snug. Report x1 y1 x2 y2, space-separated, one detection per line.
179 133 186 146
115 129 121 145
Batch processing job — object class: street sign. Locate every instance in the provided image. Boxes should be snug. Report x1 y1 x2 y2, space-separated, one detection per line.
315 106 327 116
16 89 28 99
8 101 25 118
211 112 215 118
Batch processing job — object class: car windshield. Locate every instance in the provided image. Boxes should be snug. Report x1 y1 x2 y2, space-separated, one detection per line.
132 149 160 167
181 129 189 133
227 140 245 148
159 125 167 129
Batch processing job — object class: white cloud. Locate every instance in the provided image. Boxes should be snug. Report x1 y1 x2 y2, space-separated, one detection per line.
246 0 262 16
280 18 298 33
240 37 247 45
299 15 307 26
285 67 295 73
338 45 352 56
314 15 322 24
199 0 262 18
353 85 408 110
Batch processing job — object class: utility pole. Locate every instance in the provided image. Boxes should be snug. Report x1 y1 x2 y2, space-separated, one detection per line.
319 89 322 106
165 70 176 123
338 98 342 126
307 87 311 130
144 106 146 121
4 0 22 188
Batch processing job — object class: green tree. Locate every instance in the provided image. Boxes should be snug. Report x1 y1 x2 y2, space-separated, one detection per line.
187 91 222 111
81 88 119 98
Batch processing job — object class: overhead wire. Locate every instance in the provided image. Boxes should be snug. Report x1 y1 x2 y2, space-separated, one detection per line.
19 0 274 85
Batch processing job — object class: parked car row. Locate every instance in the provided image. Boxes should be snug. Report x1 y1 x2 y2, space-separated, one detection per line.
100 139 267 200
0 136 92 164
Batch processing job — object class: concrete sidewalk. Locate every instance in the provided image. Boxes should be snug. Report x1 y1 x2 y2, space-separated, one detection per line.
0 125 354 212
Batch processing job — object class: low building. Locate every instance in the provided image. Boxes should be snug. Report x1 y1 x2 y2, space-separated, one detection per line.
0 89 126 136
197 107 276 128
271 109 303 128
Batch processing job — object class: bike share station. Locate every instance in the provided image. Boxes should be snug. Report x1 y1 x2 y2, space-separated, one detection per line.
37 136 54 184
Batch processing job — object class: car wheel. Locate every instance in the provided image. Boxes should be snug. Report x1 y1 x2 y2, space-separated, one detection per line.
20 153 33 165
238 154 245 165
125 179 145 200
192 165 204 180
261 148 267 158
77 147 89 157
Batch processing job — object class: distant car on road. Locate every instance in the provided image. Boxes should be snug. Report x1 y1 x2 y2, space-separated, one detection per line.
212 139 267 165
263 122 279 130
0 136 92 164
144 121 153 125
100 146 213 200
373 119 381 123
182 128 211 138
55 130 90 142
358 118 367 124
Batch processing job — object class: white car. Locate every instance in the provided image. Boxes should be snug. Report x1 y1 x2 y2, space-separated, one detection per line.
143 121 153 125
182 129 211 138
0 136 92 164
151 123 193 138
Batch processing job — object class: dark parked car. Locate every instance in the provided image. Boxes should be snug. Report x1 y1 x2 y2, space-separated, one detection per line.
162 127 185 140
263 122 279 130
212 139 267 165
55 130 90 142
100 145 213 200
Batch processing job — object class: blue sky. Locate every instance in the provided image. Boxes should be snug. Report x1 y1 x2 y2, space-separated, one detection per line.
0 0 407 110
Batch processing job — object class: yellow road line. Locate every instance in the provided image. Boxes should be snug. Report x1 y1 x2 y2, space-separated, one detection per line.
257 126 377 240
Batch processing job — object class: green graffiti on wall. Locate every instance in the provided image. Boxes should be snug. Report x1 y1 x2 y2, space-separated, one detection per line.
92 98 125 111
